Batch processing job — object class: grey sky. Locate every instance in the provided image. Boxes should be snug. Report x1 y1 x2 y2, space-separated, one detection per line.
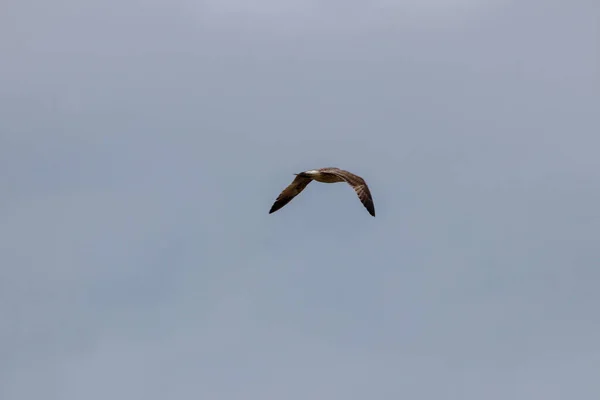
1 0 599 399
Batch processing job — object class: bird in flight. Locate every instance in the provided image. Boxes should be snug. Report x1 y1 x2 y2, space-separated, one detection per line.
269 167 375 217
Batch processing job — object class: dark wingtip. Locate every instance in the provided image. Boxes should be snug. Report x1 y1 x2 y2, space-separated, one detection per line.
367 204 376 217
269 203 279 214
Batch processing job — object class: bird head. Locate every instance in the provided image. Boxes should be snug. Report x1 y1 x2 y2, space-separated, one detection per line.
296 170 318 178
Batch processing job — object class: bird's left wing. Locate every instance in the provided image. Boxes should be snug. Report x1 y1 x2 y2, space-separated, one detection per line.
269 175 313 214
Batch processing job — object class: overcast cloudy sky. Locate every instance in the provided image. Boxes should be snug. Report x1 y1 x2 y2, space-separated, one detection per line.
1 0 599 399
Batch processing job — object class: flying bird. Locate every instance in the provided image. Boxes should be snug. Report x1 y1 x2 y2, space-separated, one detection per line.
269 167 375 217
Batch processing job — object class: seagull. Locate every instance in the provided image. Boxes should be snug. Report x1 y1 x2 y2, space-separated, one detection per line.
269 167 375 217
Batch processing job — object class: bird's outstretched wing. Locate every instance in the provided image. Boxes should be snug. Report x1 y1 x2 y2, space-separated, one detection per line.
324 168 375 217
269 175 313 214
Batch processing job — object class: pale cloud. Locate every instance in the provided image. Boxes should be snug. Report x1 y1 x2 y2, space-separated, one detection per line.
194 0 508 30
1 0 599 399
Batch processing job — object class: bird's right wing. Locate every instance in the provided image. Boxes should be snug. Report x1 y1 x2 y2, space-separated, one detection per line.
326 169 376 217
269 175 313 214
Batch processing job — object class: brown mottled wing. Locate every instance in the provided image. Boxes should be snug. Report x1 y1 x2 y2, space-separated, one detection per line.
269 175 313 214
324 168 375 217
